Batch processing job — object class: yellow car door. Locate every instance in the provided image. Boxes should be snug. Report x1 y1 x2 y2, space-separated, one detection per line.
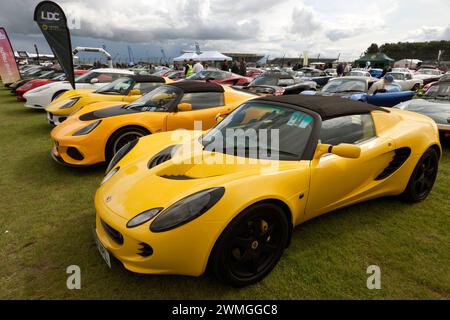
305 114 395 217
166 92 232 130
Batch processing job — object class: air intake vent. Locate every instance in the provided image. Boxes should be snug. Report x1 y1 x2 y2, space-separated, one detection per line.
375 147 411 181
148 145 179 169
101 219 124 245
161 175 194 180
137 242 153 257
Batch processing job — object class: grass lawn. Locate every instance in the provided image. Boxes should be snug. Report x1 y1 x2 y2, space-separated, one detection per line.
0 84 449 300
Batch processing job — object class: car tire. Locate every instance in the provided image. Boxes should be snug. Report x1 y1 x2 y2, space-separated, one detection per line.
52 90 67 101
210 202 289 287
412 83 420 91
105 126 149 162
402 147 439 203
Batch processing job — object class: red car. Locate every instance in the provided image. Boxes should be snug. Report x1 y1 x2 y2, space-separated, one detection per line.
186 69 253 86
246 67 264 78
16 69 87 101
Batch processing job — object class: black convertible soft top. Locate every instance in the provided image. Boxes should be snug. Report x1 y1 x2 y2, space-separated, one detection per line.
130 75 166 83
260 72 293 79
170 81 224 93
256 95 388 120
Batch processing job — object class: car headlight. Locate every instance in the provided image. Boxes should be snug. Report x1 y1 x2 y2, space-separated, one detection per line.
127 208 163 228
101 166 120 185
59 98 80 109
73 120 101 136
106 139 139 173
150 187 225 232
21 83 33 90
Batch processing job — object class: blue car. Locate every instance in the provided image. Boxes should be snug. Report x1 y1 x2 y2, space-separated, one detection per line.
300 76 415 107
369 68 384 78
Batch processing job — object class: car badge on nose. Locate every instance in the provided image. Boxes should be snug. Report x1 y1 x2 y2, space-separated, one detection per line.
106 196 112 203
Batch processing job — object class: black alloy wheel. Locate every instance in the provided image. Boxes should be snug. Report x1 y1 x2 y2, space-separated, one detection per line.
402 147 439 202
210 202 289 286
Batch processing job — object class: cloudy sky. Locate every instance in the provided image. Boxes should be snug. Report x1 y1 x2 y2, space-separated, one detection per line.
1 0 449 62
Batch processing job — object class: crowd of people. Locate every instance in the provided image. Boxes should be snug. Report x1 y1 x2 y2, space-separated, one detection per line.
177 58 248 78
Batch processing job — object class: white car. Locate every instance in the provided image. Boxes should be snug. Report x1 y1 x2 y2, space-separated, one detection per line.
346 70 371 77
392 68 413 74
23 68 134 109
413 68 443 81
386 72 423 91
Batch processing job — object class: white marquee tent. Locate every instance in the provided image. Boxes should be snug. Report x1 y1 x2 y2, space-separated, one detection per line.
173 52 198 62
196 51 232 62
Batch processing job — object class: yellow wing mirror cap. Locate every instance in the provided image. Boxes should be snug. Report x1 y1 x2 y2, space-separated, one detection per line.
129 88 141 96
177 103 193 112
314 143 361 159
215 113 224 123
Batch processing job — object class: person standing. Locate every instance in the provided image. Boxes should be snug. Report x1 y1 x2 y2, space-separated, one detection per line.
231 60 239 74
183 59 190 77
193 60 204 73
337 63 344 77
185 59 194 78
239 58 247 76
221 59 229 71
344 63 351 76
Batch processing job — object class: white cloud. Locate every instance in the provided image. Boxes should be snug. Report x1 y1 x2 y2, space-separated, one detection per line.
406 25 450 41
0 0 449 61
289 6 321 37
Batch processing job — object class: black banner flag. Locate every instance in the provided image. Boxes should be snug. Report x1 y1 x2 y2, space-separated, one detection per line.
34 1 75 89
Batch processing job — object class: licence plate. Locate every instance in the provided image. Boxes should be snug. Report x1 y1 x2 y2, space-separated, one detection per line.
94 231 111 268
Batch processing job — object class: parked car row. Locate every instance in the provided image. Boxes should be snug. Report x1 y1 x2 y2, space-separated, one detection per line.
3 60 445 287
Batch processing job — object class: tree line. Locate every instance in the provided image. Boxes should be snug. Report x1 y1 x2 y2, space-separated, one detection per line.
365 41 450 62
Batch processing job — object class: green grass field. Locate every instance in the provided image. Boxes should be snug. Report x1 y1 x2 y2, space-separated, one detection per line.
0 85 449 300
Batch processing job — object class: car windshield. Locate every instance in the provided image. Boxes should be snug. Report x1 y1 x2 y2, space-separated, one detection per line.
424 82 450 100
95 77 133 95
348 71 366 77
36 71 55 79
124 85 181 112
417 69 440 76
300 69 317 77
387 73 404 80
51 73 66 80
167 71 183 79
322 79 366 93
188 70 228 80
152 69 170 76
75 70 129 83
201 102 315 160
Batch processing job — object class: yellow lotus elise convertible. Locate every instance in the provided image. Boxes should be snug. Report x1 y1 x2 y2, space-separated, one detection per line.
94 95 441 286
50 81 257 166
45 75 172 125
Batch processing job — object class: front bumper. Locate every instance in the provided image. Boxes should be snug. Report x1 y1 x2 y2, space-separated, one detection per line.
50 136 104 167
47 112 67 126
24 103 45 109
94 190 225 276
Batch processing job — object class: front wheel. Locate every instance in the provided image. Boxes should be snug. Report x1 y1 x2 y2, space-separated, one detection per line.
210 203 289 287
105 127 149 162
402 148 439 202
412 83 420 91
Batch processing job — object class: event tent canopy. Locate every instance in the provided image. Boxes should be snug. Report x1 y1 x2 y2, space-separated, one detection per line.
196 51 232 61
355 52 395 68
173 52 198 62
